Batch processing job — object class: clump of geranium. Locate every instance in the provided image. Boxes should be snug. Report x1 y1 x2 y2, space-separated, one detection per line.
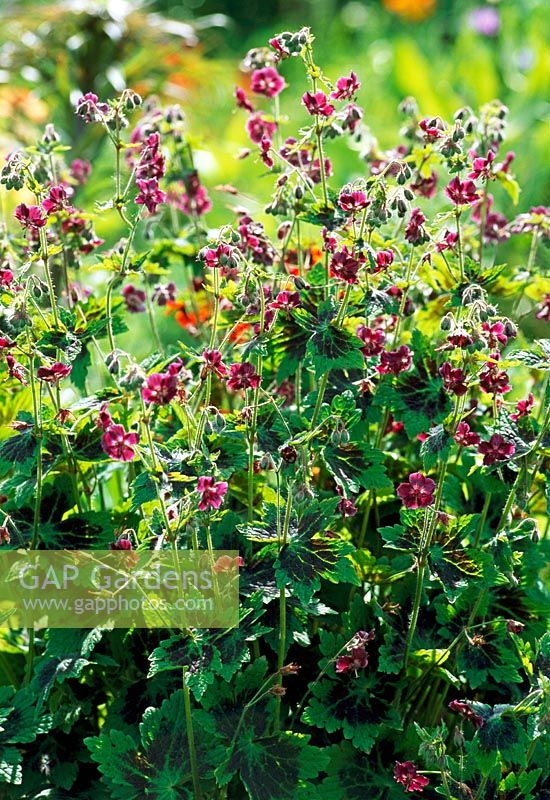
0 24 548 800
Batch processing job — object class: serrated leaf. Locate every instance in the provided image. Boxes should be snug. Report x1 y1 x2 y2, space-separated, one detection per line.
322 443 391 494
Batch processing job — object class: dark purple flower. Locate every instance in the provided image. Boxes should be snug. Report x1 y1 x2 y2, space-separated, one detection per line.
152 282 177 306
357 325 385 357
235 86 254 112
302 91 334 117
75 92 109 122
101 424 139 461
15 203 47 230
110 534 133 551
478 434 515 465
330 247 362 284
405 208 429 245
419 117 445 141
250 67 285 98
336 646 368 675
135 177 166 214
270 290 300 312
141 364 181 405
454 422 480 447
511 392 534 421
397 472 436 509
479 363 511 395
445 176 479 205
449 699 485 728
136 133 166 180
246 112 277 145
122 285 146 313
393 762 430 793
439 362 468 396
331 71 360 100
201 349 229 380
481 321 508 348
411 170 438 198
227 362 261 391
70 158 92 184
377 346 413 375
42 185 74 215
339 102 364 133
36 362 72 384
338 190 369 213
197 476 228 510
375 249 394 271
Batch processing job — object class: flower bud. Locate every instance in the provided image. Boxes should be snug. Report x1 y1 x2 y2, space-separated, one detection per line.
440 313 453 331
105 351 120 375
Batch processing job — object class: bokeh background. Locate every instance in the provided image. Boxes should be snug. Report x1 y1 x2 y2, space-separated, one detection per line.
0 0 548 353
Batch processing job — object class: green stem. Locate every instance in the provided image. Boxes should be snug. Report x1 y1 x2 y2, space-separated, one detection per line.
183 668 203 800
274 489 293 732
403 461 448 669
310 286 351 428
455 209 464 283
39 226 59 329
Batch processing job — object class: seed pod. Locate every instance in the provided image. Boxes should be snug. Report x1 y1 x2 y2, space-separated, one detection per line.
105 351 120 375
440 313 453 331
504 320 517 338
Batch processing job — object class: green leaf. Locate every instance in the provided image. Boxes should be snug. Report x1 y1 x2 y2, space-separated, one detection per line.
275 499 359 602
322 443 391 494
86 691 225 800
0 430 38 477
302 673 399 752
70 345 92 393
306 324 363 378
217 731 328 800
130 471 158 511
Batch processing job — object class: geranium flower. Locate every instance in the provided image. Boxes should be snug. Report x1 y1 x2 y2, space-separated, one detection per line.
357 325 385 357
250 67 285 97
302 91 334 117
405 208 429 245
227 362 261 391
122 285 147 314
445 176 479 205
393 762 430 792
42 185 74 215
270 290 301 312
454 422 480 447
36 362 72 383
135 177 166 214
235 86 254 112
439 362 468 395
377 346 413 375
331 71 360 100
448 699 484 728
511 393 534 421
396 472 436 509
141 363 182 405
15 204 47 230
478 434 515 465
336 646 368 674
197 476 228 510
201 349 229 380
75 92 109 122
338 190 369 213
246 112 277 144
101 424 139 462
330 247 362 284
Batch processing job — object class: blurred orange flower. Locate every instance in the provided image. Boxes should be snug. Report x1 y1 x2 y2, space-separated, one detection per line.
383 0 436 21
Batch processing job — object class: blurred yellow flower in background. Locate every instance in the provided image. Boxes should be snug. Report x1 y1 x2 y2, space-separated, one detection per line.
383 0 436 21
